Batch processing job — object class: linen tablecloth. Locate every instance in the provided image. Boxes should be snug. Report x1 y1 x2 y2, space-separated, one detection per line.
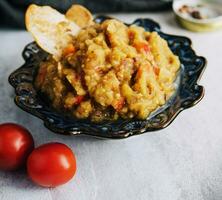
0 12 222 200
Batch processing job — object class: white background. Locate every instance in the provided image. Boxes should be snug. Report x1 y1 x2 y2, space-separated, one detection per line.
0 11 222 200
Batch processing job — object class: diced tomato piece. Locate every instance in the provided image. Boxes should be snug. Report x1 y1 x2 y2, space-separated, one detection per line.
73 95 84 105
153 66 160 76
143 44 150 53
134 42 150 53
113 97 125 111
136 66 143 79
63 44 76 56
128 31 135 41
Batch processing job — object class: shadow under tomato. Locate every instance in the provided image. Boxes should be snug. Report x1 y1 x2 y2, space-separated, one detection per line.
0 169 43 190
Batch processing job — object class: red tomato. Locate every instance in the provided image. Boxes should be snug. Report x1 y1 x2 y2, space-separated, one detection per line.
27 143 76 187
0 123 34 171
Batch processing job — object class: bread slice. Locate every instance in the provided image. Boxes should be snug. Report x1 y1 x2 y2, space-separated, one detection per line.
65 4 93 28
25 4 80 59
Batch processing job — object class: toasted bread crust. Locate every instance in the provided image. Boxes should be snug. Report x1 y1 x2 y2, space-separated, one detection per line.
65 5 93 28
25 4 80 59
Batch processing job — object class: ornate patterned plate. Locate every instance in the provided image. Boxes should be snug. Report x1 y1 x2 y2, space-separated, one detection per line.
8 16 206 139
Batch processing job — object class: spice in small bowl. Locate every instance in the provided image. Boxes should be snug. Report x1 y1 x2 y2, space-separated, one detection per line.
173 0 222 32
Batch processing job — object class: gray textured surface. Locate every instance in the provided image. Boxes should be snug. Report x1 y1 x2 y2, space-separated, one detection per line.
0 12 222 200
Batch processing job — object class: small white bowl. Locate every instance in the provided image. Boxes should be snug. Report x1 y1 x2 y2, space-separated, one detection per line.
173 0 222 31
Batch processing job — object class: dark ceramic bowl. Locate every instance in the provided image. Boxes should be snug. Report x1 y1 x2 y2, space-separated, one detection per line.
8 16 206 139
